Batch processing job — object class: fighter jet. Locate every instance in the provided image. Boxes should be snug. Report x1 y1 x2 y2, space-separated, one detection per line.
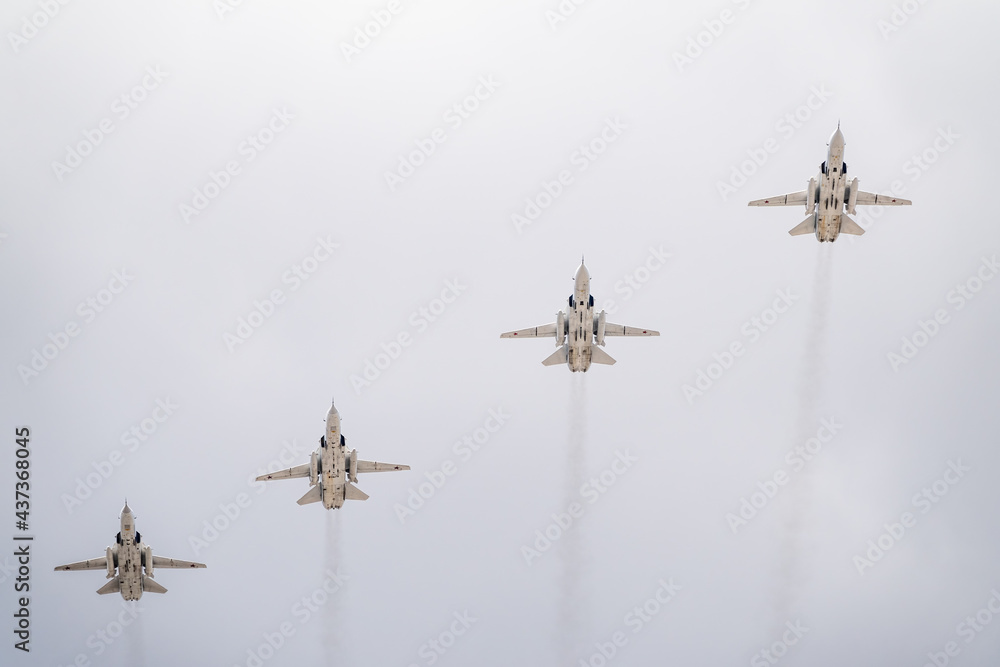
54 502 205 600
500 259 659 372
748 125 911 242
256 400 409 510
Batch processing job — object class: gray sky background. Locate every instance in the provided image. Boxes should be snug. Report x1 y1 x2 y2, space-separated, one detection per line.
2 1 1000 665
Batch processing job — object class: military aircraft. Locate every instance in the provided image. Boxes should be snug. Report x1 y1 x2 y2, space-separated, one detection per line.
256 401 409 509
54 502 205 600
501 259 659 372
748 125 911 242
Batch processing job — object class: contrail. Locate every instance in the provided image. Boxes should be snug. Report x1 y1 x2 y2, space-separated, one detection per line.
557 373 588 662
324 510 343 663
772 244 833 629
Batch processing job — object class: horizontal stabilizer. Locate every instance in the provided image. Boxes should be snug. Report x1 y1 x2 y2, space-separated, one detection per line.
840 214 865 236
152 555 206 569
297 485 322 505
256 463 310 482
96 577 121 595
603 323 659 336
789 215 816 236
854 191 911 206
590 346 616 365
345 482 369 501
542 346 568 366
356 460 410 473
501 323 556 338
749 191 807 207
142 576 167 594
55 557 108 572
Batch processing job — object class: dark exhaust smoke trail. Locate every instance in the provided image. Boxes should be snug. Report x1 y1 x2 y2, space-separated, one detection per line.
125 611 145 666
772 244 833 629
793 244 833 448
558 373 587 663
324 510 343 664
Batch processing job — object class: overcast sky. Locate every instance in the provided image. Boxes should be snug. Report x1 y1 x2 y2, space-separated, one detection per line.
2 1 1000 665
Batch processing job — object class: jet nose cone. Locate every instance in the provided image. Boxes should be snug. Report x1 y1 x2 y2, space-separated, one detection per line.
574 261 590 282
122 502 132 515
831 126 845 146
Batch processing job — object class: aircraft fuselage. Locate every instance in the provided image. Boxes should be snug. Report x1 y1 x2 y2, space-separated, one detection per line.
805 128 851 242
565 263 594 372
117 507 143 600
320 405 346 509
